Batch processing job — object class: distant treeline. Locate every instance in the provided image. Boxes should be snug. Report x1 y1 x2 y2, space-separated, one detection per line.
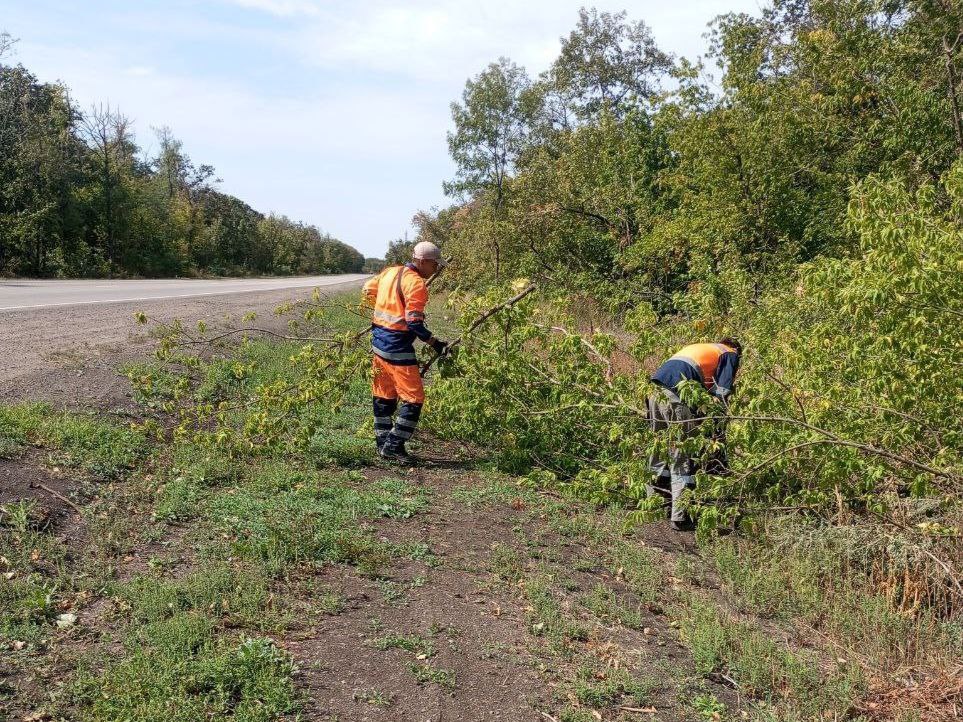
0 34 366 278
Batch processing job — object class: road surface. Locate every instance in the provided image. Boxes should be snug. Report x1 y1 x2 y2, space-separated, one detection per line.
0 275 369 311
0 274 369 399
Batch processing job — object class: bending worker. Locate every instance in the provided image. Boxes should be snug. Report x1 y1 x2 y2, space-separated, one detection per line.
647 338 742 530
362 241 448 464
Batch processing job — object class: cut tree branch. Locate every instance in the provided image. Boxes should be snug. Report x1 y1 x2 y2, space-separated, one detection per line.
421 284 537 376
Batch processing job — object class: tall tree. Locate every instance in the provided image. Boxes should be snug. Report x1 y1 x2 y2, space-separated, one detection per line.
79 104 135 275
545 7 671 124
446 58 537 278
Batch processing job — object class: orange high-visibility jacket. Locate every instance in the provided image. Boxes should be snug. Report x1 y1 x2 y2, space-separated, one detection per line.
652 343 740 400
363 265 429 330
363 264 433 364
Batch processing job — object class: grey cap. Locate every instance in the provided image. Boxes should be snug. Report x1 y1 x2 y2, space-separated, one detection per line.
412 241 445 265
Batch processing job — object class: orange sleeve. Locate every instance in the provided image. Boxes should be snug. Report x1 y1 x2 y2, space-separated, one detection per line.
401 270 428 323
362 272 382 306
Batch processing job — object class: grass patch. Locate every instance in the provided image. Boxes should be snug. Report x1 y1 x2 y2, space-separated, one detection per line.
450 473 537 507
606 540 659 605
203 470 426 576
571 664 656 708
706 529 959 672
0 404 147 480
677 597 863 717
489 542 523 584
408 662 456 689
115 562 271 629
525 573 590 656
0 506 72 644
75 619 298 721
580 583 643 630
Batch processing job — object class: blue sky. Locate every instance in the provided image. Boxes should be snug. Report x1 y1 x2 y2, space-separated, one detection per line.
2 0 763 257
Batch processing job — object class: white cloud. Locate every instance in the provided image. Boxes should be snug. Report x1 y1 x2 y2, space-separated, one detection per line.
291 1 571 83
224 0 322 17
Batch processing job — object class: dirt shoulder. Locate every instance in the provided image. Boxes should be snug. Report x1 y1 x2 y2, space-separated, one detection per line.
0 278 365 408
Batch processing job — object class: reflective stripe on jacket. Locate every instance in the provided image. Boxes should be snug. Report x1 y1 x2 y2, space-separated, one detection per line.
362 264 433 366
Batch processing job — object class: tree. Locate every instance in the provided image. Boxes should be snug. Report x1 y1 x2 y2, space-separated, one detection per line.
544 7 671 124
79 104 136 275
0 32 15 60
384 236 415 266
446 58 536 208
0 63 84 275
446 59 540 280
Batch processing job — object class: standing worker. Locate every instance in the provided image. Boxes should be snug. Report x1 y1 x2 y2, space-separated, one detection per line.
647 338 742 530
362 242 449 464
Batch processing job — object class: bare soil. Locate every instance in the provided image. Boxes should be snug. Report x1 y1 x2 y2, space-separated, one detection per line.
277 463 738 721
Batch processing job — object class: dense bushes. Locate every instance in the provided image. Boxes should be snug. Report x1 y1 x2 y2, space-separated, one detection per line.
416 1 963 550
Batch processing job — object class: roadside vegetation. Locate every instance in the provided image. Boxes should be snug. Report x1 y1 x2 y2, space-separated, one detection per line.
396 0 963 716
3 282 958 719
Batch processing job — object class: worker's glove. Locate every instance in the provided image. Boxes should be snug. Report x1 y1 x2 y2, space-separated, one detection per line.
430 339 449 356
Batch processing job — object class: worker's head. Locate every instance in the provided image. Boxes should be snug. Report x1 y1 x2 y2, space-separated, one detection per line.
411 241 445 278
719 337 743 355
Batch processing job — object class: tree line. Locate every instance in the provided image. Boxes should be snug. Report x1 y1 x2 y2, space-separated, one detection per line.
0 33 365 278
419 1 960 304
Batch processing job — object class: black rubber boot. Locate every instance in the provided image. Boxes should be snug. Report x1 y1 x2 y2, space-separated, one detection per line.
379 443 415 466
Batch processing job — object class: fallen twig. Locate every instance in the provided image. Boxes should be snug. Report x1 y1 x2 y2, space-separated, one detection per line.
185 327 338 344
29 482 83 514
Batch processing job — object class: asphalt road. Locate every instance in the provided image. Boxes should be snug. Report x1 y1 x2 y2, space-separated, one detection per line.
0 274 369 392
0 275 370 311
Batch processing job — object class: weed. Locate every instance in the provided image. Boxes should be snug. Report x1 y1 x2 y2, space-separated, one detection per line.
155 475 206 522
557 708 595 722
373 632 435 657
489 542 523 584
450 474 536 507
316 590 345 615
394 540 441 567
572 665 656 708
408 662 456 689
550 511 604 542
607 541 659 604
116 562 270 628
378 579 407 605
307 427 372 467
0 520 70 643
0 404 147 480
707 530 959 671
692 693 727 720
580 583 643 630
677 598 863 717
75 620 298 721
205 479 389 576
525 574 590 656
0 500 36 533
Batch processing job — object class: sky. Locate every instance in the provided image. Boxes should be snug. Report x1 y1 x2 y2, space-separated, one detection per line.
1 0 764 258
